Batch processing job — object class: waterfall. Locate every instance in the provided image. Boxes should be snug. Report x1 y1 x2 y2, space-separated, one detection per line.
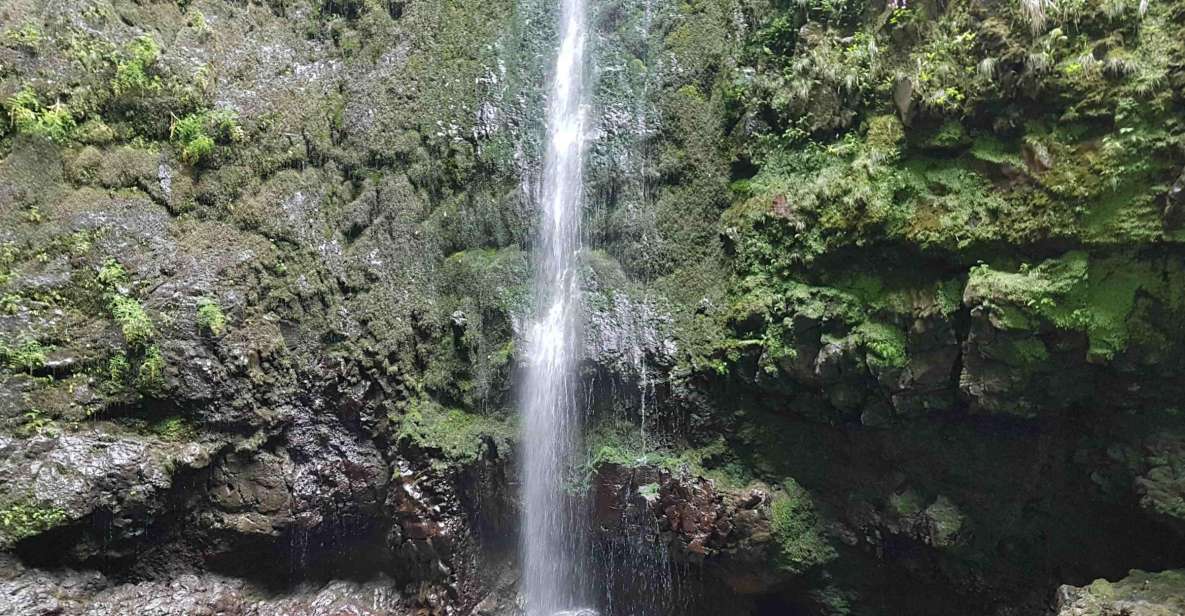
520 0 589 611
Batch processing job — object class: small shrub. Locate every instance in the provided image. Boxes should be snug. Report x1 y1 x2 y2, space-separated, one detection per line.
0 293 20 315
108 352 131 382
858 321 908 369
770 479 836 574
182 134 214 163
195 297 226 335
97 258 129 288
4 88 76 142
136 345 165 390
112 35 162 95
3 23 43 50
0 502 66 546
2 338 48 373
170 110 241 164
109 295 154 348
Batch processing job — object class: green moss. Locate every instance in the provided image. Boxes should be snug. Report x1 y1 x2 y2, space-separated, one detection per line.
1081 569 1185 612
925 495 965 547
923 121 971 150
770 478 837 574
965 252 1185 362
419 247 529 408
1087 578 1116 600
0 502 66 547
393 400 514 468
888 489 926 517
584 419 679 471
581 419 736 487
196 298 226 336
969 136 1024 167
866 115 904 155
150 416 194 441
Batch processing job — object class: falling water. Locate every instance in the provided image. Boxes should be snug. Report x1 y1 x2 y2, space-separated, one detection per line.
520 0 589 611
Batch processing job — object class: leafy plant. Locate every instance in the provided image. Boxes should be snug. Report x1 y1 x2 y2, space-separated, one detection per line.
195 297 226 335
0 293 20 315
97 258 129 288
108 353 131 383
170 109 243 164
3 23 43 50
2 338 48 374
112 35 162 95
136 345 165 390
20 409 56 436
109 295 154 348
151 416 194 441
0 502 66 546
4 88 76 142
770 479 836 574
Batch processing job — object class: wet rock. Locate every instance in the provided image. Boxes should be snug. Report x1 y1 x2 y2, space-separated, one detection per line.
0 428 209 552
0 554 408 616
590 463 782 595
582 280 677 380
1165 171 1185 230
893 77 914 125
206 450 296 536
1055 569 1185 616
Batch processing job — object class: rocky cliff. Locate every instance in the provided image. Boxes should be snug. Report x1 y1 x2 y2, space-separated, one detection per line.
1 0 1183 614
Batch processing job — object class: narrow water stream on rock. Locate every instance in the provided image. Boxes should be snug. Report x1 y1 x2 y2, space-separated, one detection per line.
520 0 590 611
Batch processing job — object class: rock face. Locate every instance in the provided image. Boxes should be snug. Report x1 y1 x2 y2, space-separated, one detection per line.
1056 570 1185 616
587 463 787 613
0 553 408 616
2 0 1185 613
0 0 526 612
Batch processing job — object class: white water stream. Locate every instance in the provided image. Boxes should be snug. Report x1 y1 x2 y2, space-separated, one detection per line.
520 0 589 611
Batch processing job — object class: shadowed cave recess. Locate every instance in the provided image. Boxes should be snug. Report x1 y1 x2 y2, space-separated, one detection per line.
1 0 1185 614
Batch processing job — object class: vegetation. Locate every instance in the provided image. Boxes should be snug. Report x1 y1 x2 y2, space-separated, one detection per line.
150 416 195 441
170 109 243 164
3 23 43 50
0 502 66 547
4 88 75 142
770 479 836 574
196 298 226 336
1 338 49 374
112 36 162 96
966 253 1185 362
393 401 515 468
109 295 155 348
136 345 165 390
94 260 166 394
20 408 58 436
97 258 129 288
0 0 1179 612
